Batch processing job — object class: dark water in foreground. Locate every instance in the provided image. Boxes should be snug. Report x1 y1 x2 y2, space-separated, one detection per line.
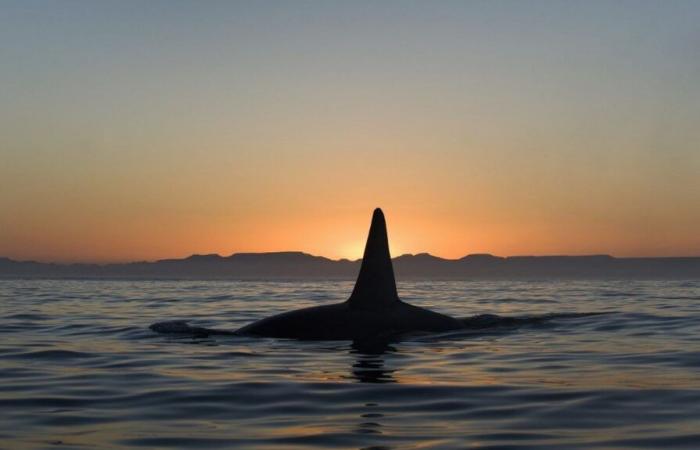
1 279 699 449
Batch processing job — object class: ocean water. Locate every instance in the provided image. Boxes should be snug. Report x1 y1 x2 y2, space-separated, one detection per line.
1 279 699 449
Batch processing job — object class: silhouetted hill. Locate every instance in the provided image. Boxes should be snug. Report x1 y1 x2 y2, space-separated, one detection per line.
1 252 699 280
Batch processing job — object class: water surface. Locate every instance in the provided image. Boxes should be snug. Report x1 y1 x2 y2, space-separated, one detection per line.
1 279 699 449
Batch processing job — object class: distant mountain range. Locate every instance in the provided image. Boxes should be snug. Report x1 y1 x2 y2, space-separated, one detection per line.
2 252 699 279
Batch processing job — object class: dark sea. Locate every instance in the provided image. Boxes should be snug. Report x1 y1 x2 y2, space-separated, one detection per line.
1 279 699 449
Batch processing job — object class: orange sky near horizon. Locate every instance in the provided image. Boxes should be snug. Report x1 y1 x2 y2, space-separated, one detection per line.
2 2 699 263
3 191 700 263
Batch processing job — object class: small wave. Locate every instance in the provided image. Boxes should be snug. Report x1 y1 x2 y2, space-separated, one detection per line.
458 312 608 329
6 313 48 320
476 297 558 304
149 321 236 337
2 349 99 361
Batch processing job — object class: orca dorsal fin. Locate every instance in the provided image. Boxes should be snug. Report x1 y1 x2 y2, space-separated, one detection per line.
347 208 400 308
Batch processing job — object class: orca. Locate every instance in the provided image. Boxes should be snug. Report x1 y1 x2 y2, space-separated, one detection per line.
236 208 463 340
148 209 599 340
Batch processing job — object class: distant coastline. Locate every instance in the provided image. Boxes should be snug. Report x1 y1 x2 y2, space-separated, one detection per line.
2 252 700 280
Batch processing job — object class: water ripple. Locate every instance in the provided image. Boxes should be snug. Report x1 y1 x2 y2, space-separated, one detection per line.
1 279 699 449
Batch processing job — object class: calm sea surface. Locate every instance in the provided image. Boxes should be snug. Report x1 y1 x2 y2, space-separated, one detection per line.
1 279 699 449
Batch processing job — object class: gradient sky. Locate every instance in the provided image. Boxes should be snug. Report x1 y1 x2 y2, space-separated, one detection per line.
2 1 699 263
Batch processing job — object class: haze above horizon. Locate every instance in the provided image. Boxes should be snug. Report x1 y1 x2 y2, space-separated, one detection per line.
2 1 699 263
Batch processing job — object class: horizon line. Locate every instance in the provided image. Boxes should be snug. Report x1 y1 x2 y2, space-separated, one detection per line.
4 250 700 266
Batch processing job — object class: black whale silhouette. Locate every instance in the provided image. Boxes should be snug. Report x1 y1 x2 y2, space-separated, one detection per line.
236 208 463 340
148 209 598 340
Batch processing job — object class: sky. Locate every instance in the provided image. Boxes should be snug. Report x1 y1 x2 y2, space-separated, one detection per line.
1 0 699 263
